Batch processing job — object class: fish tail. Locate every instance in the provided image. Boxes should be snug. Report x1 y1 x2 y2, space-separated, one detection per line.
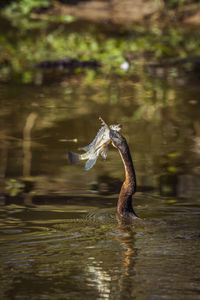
67 151 80 165
84 158 97 171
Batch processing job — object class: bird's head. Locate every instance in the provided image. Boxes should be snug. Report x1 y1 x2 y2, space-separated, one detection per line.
110 130 126 150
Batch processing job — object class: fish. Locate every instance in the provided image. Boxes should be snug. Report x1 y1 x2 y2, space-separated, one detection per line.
67 118 122 171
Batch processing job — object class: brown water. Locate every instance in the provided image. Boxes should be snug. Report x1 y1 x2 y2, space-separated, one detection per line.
0 76 200 299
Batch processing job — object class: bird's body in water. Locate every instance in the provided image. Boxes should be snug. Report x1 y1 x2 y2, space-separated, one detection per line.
68 117 139 219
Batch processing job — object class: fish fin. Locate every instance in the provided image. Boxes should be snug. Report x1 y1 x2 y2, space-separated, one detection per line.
84 158 97 171
79 145 90 152
101 147 109 159
67 151 80 165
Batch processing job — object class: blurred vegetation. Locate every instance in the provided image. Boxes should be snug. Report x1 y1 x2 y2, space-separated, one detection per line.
0 0 199 201
0 0 200 84
164 0 199 9
5 179 25 197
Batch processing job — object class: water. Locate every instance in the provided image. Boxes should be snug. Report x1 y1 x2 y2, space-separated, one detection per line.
0 71 200 299
0 196 200 299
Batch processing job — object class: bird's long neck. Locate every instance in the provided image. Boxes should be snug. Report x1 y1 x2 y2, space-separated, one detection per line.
117 138 138 219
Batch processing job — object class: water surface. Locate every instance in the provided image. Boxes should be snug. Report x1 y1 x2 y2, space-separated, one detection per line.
0 70 200 299
0 194 200 299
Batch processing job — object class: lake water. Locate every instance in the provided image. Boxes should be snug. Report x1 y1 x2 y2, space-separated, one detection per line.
0 73 200 299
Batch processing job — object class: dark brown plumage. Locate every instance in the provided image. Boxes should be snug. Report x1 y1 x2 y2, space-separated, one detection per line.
110 130 139 219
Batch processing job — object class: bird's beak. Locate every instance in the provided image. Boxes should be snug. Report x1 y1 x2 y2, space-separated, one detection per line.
118 124 122 131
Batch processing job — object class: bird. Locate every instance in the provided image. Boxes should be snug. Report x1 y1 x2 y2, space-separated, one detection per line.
110 129 139 219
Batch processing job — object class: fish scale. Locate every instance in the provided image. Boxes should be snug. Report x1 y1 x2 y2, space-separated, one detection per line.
68 120 122 171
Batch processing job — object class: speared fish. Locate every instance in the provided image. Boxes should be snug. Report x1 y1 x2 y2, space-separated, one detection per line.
67 117 122 171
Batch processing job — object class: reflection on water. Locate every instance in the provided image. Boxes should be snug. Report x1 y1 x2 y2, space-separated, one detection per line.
23 112 38 177
0 77 200 199
0 67 200 299
0 196 200 300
